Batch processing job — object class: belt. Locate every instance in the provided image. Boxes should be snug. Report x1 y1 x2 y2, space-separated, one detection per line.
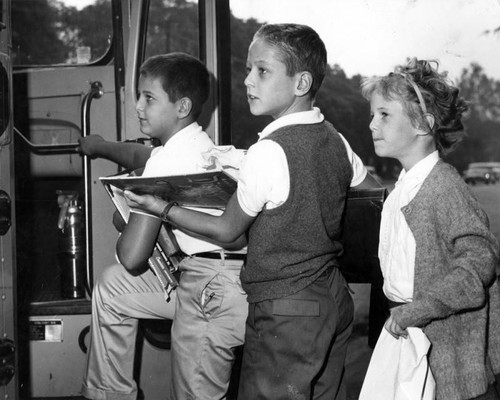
193 251 246 261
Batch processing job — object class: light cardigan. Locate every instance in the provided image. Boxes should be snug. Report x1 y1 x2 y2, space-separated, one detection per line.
391 160 500 400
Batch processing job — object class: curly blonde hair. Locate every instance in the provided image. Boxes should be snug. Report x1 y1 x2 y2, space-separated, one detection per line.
361 58 469 155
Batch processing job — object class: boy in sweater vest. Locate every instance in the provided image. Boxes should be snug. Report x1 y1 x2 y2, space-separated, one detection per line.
126 24 379 399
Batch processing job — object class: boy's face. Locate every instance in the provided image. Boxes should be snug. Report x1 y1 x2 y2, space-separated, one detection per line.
369 92 423 166
245 38 301 119
136 75 178 144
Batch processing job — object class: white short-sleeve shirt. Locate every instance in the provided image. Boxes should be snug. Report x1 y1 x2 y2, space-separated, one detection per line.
237 107 368 217
135 122 225 255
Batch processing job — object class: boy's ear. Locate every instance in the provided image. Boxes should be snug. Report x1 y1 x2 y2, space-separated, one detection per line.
295 71 313 97
177 97 193 119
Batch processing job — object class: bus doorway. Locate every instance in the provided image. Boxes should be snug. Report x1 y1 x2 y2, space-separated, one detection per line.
4 0 228 398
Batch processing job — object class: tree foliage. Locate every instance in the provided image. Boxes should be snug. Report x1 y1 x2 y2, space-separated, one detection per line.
11 0 69 64
445 64 500 171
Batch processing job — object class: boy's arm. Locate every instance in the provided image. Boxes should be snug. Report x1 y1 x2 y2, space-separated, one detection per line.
78 134 153 170
116 212 162 274
124 191 255 244
116 205 249 274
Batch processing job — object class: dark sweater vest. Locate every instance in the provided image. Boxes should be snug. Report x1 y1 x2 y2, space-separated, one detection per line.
241 121 353 303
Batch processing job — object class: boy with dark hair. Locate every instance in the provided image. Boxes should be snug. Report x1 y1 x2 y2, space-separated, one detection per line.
81 52 248 400
126 25 379 399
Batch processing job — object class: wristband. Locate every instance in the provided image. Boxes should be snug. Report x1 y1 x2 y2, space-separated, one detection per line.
160 201 179 222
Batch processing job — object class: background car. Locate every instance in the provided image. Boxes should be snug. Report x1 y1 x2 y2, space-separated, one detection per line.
463 162 500 184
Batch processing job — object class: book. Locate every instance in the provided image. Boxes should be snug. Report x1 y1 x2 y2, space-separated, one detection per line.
100 170 237 209
101 169 184 302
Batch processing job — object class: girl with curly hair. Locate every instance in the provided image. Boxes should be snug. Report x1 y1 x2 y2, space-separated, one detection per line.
361 58 500 400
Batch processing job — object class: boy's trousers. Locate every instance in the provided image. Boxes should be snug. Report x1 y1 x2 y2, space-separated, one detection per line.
238 266 354 400
81 256 247 400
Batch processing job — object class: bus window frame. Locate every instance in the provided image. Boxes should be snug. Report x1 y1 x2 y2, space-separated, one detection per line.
129 0 232 146
11 0 116 70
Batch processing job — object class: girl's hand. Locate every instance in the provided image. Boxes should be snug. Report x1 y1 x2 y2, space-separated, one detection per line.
384 314 408 340
123 190 166 216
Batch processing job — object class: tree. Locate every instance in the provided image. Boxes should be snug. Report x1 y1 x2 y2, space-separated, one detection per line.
59 0 112 62
11 0 69 64
446 63 500 171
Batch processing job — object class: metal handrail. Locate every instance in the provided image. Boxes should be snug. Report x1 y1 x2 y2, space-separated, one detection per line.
81 81 104 297
14 126 79 154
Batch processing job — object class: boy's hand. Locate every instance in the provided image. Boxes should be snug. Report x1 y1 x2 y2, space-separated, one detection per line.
77 134 106 158
384 314 408 340
124 190 166 216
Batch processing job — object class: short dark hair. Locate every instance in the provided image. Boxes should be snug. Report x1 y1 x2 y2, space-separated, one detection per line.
253 23 327 98
139 53 210 119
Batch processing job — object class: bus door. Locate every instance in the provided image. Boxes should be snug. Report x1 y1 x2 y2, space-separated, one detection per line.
6 0 230 398
10 0 120 397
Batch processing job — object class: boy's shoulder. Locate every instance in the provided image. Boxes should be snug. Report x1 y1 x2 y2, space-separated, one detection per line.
268 119 336 136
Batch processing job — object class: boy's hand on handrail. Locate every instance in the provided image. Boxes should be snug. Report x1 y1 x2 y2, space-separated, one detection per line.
77 134 106 158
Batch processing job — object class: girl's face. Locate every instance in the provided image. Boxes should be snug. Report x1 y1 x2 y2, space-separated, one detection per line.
369 92 423 168
135 75 179 144
244 38 301 119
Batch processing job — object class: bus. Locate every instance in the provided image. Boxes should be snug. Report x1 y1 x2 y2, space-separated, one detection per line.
1 0 499 399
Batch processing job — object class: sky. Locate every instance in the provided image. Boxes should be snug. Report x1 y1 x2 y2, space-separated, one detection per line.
230 0 500 82
62 0 500 81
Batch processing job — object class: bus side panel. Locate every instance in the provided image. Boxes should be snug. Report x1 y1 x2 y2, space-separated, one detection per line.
1 0 18 397
0 139 17 400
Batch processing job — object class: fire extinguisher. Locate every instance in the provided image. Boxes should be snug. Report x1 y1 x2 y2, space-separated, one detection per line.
57 190 86 299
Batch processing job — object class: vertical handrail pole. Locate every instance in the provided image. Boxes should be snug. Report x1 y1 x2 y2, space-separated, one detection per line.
81 81 103 297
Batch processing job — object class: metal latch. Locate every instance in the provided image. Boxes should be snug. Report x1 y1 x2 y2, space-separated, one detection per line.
0 190 11 235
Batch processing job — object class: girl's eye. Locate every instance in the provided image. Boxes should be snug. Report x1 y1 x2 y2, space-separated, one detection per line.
381 112 388 118
146 95 154 102
245 66 251 75
258 67 267 75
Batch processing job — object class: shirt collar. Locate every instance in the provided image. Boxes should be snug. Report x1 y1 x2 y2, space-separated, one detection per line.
397 151 440 186
164 122 202 147
258 107 324 140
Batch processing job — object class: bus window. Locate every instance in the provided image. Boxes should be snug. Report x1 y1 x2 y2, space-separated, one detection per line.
11 0 112 66
144 0 199 60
